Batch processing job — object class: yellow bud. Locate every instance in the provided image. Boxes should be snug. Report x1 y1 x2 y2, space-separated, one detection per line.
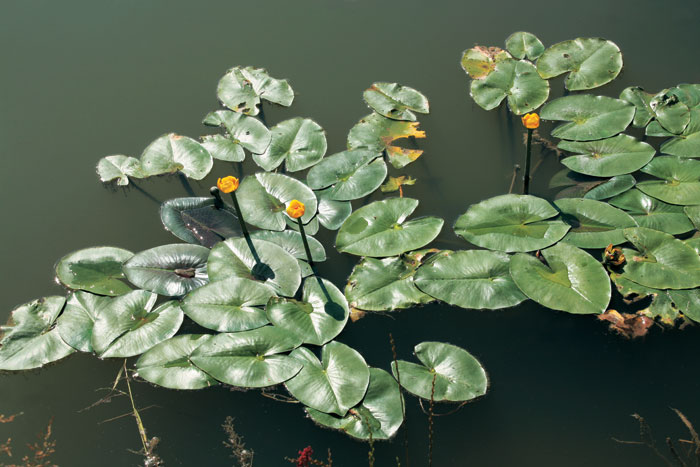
521 113 540 129
217 176 239 193
286 199 305 219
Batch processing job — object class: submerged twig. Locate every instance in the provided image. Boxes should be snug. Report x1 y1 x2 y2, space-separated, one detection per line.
428 372 436 467
390 334 409 467
222 416 254 467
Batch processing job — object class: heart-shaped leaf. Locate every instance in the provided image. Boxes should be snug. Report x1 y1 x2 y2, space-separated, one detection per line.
540 95 635 141
668 288 700 324
470 58 549 115
554 198 637 248
200 134 245 162
505 31 545 60
160 197 241 247
637 156 700 205
347 113 426 169
253 118 327 172
559 135 655 177
650 89 691 135
216 66 294 115
608 189 694 235
315 188 352 231
537 38 622 90
97 155 144 185
363 82 429 121
139 133 213 180
660 108 700 158
250 230 326 263
203 110 271 155
57 292 110 352
583 175 636 200
460 46 511 80
619 87 655 128
55 246 134 296
306 149 386 201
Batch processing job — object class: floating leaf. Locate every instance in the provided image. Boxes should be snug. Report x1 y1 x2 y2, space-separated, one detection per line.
454 194 569 253
637 156 700 205
650 89 690 135
55 247 134 296
536 38 622 91
672 84 700 109
200 134 245 162
285 343 369 416
97 155 144 185
554 198 636 248
135 335 217 390
190 326 303 388
139 133 213 180
181 277 274 332
460 46 511 80
250 230 326 263
540 95 634 141
414 250 525 310
0 296 75 371
306 149 385 201
363 82 429 121
619 87 655 128
582 175 636 200
315 188 352 231
392 342 487 402
285 214 319 236
202 110 271 155
608 189 694 235
510 243 610 314
660 108 700 158
160 197 240 247
470 59 549 115
505 31 545 60
252 118 327 171
559 135 655 177
686 236 700 255
216 66 294 115
380 175 416 194
639 291 681 325
685 205 700 229
336 198 443 257
668 289 700 323
123 244 209 297
347 113 426 169
57 292 110 352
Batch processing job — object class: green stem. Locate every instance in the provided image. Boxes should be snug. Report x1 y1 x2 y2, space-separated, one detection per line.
230 191 251 241
210 187 224 209
523 128 533 195
296 217 315 268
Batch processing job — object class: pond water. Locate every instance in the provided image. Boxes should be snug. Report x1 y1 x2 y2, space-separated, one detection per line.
1 1 700 466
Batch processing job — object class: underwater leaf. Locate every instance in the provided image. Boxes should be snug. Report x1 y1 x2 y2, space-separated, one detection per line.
540 95 635 141
536 38 622 91
650 89 691 135
608 189 694 235
0 296 75 371
97 155 144 186
306 149 386 201
200 134 245 162
57 292 111 353
315 188 352 231
216 66 294 116
202 110 271 155
414 250 525 310
160 197 241 247
336 198 443 257
470 58 549 115
661 108 700 158
250 230 326 262
208 237 301 297
637 156 700 205
554 198 636 248
252 118 327 172
266 277 349 346
55 246 134 297
285 343 370 416
135 334 217 390
460 46 511 80
347 113 426 169
559 135 655 177
123 244 209 297
181 277 274 332
190 326 303 388
392 341 487 402
505 31 545 60
306 368 403 441
139 133 213 180
583 175 636 200
510 243 610 314
363 82 429 121
454 194 570 253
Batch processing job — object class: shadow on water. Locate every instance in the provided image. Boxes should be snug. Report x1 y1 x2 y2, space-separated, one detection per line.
129 181 162 205
178 172 197 197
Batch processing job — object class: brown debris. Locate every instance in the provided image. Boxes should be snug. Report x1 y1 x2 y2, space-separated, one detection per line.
598 309 655 338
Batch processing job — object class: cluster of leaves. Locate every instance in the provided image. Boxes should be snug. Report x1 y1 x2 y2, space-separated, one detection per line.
458 32 700 336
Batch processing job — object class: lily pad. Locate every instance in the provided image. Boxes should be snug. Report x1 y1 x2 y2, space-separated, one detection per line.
57 292 110 352
470 58 549 115
637 156 700 205
266 277 349 346
536 38 622 91
285 214 320 236
686 236 700 255
315 188 352 231
510 243 611 314
554 198 636 248
55 246 134 296
139 133 213 180
0 296 75 371
336 198 444 257
668 289 700 323
454 194 570 253
559 135 655 177
190 326 303 388
134 335 218 390
97 155 144 185
619 87 655 128
182 277 274 332
250 230 325 263
540 95 635 141
216 66 294 116
252 118 327 172
160 197 240 247
363 82 429 121
392 341 487 402
649 89 690 135
347 113 426 169
123 244 209 297
208 237 301 297
685 205 700 230
608 189 694 235
660 108 700 158
202 110 271 155
306 149 386 201
583 175 636 200
460 46 511 80
285 343 369 416
414 250 526 310
200 135 245 162
505 31 545 60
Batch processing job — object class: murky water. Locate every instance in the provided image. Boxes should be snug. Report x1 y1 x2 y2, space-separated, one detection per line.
1 1 699 466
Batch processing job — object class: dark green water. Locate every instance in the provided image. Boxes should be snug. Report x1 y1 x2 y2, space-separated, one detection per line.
1 1 700 466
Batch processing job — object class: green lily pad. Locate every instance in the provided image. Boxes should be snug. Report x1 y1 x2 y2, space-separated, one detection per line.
181 277 274 332
285 214 319 236
306 368 403 441
540 95 635 141
208 237 301 297
363 82 429 121
637 156 700 205
97 155 144 185
336 198 444 257
123 244 209 297
306 149 386 201
686 236 700 255
661 108 700 158
160 197 240 247
668 288 700 323
236 172 317 230
92 291 183 358
583 175 636 200
510 243 611 314
470 58 549 115
685 205 700 229
139 133 213 180
559 135 655 177
641 292 681 325
200 134 245 162
392 341 487 402
619 227 700 290
608 189 694 235
347 113 426 169
285 343 369 416
414 250 525 310
672 84 700 108
536 38 622 91
315 188 352 231
619 87 655 128
460 46 511 80
505 31 545 60
252 118 327 172
554 198 636 248
266 277 349 346
190 326 303 388
57 292 110 352
650 89 691 135
0 296 75 371
250 230 325 264
135 334 217 390
454 194 570 253
202 110 271 155
55 246 134 296
216 66 294 116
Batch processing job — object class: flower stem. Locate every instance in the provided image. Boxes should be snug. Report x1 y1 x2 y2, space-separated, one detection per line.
523 128 533 194
210 187 224 209
230 192 251 242
296 217 315 268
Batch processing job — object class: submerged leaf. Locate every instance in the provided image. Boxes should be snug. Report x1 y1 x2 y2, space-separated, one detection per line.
160 197 240 247
55 246 134 297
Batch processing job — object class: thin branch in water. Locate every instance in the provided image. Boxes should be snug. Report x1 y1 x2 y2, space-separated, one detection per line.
428 372 436 467
389 333 409 467
612 413 674 467
508 165 520 194
222 416 254 467
666 437 687 467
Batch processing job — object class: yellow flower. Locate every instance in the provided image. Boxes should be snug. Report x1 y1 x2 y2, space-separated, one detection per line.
286 200 305 219
521 113 540 129
217 176 239 193
604 243 626 266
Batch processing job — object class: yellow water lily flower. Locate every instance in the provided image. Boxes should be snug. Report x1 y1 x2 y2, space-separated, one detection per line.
521 113 540 129
217 176 239 193
286 200 305 219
